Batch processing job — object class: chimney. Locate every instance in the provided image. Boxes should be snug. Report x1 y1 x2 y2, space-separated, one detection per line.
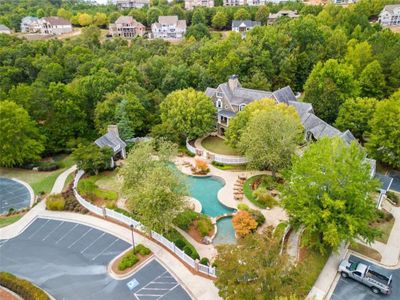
108 125 119 137
228 75 239 91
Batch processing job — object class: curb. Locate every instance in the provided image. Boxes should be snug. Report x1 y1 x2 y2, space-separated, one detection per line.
107 250 155 280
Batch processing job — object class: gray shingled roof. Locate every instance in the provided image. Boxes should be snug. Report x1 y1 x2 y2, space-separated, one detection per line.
0 24 10 31
273 86 297 104
95 132 126 154
339 130 356 145
218 83 272 105
205 87 217 98
382 4 400 14
42 17 71 26
232 20 260 28
218 110 236 118
288 101 313 122
302 113 342 139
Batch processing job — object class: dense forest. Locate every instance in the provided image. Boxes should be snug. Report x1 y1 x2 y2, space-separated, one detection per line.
0 0 399 168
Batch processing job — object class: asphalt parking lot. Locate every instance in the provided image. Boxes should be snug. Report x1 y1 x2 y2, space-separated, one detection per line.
0 218 191 300
0 177 31 214
331 255 399 300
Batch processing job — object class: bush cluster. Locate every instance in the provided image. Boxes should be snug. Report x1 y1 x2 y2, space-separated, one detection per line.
0 272 49 300
46 194 65 211
248 209 266 227
62 185 88 214
23 161 62 171
174 210 199 230
165 229 200 260
118 251 139 271
252 188 277 208
197 216 213 237
200 257 210 265
237 203 249 211
134 244 151 256
375 209 394 223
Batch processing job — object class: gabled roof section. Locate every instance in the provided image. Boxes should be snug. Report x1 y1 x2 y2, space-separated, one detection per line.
288 101 313 122
42 16 71 26
303 113 342 139
232 20 260 28
95 131 126 154
273 86 297 104
205 87 217 98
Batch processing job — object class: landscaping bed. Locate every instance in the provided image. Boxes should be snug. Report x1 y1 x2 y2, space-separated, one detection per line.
201 136 240 156
0 272 49 300
165 228 200 260
174 210 214 243
0 214 24 229
211 161 248 171
349 242 382 261
370 209 394 244
111 244 152 275
46 185 88 214
243 175 282 208
387 191 399 206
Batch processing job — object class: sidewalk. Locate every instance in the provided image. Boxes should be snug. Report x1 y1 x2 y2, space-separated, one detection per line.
1 165 221 300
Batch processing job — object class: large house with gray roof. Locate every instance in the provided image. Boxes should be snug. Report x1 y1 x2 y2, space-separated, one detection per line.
151 16 186 40
95 125 126 168
379 4 400 26
205 75 356 145
232 20 260 37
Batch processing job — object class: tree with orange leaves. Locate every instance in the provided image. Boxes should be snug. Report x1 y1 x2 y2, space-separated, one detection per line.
232 211 257 237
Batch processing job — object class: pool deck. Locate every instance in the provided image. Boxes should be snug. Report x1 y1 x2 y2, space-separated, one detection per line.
174 156 288 229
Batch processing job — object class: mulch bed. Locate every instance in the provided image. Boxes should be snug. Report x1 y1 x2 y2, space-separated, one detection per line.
0 287 22 300
187 220 215 244
111 252 153 276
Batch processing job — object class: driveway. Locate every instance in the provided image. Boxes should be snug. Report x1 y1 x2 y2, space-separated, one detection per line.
388 170 400 193
331 255 399 300
0 218 191 300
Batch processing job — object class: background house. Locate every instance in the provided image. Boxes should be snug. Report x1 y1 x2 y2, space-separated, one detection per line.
185 0 214 10
38 17 72 35
21 16 39 33
0 24 11 34
379 5 400 26
109 16 145 38
268 10 299 24
116 0 150 9
151 16 186 40
232 20 260 37
95 125 126 168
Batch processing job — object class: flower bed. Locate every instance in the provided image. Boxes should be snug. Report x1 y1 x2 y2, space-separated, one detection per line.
112 244 152 275
174 210 214 243
0 272 49 300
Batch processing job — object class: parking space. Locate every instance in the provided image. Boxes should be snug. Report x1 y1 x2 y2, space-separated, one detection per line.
0 177 31 214
0 218 191 300
331 255 400 300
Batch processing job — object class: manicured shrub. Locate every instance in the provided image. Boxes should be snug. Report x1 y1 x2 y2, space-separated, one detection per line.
232 211 257 237
37 161 60 171
165 228 200 260
252 188 277 207
118 251 139 271
249 209 265 227
237 203 249 211
195 159 209 174
174 210 199 230
197 216 213 237
175 239 186 250
200 257 209 265
134 244 151 256
191 250 200 260
46 194 65 211
0 272 49 300
261 176 277 190
183 245 193 256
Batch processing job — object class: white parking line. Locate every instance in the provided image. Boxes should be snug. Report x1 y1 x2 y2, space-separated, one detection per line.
55 224 78 244
28 219 50 239
67 228 93 249
134 271 179 299
161 284 179 299
91 238 119 261
81 233 105 254
42 221 64 241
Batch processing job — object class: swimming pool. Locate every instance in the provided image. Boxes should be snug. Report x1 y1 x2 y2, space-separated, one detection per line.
185 175 236 244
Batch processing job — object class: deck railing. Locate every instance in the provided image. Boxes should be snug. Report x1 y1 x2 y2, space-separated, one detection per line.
73 170 216 278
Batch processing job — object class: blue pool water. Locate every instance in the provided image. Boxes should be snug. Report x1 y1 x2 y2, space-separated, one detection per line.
185 175 236 244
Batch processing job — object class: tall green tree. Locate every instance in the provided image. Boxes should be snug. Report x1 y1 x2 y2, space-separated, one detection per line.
186 24 210 40
345 41 373 76
255 6 270 25
0 101 44 167
234 8 251 20
192 9 206 25
212 11 228 30
366 92 400 168
359 60 386 99
226 98 300 149
72 143 113 175
303 59 359 123
215 229 303 299
156 88 216 141
335 97 378 141
238 109 303 177
120 141 187 234
283 137 380 254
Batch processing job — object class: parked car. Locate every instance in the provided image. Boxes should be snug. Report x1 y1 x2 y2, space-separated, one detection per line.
338 259 392 295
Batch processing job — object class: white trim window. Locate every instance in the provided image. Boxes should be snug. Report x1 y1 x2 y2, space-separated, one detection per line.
216 99 222 109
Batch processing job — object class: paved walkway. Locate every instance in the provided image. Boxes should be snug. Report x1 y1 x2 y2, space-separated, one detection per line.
1 165 220 300
286 230 300 261
50 165 77 194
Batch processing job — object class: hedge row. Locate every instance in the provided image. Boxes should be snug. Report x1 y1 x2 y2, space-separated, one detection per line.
0 272 49 300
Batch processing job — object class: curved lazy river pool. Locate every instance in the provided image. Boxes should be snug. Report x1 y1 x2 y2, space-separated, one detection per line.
185 175 236 245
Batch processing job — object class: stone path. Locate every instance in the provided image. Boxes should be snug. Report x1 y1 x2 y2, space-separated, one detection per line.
286 229 300 261
1 165 220 300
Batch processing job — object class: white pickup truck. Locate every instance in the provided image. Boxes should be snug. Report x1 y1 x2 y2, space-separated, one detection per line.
338 259 392 295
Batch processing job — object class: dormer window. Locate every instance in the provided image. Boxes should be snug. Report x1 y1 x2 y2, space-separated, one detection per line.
216 99 222 108
239 104 246 111
216 92 223 98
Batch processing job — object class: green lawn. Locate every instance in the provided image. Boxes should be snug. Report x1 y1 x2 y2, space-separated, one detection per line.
243 175 280 208
349 242 382 261
372 218 395 244
0 215 23 228
0 155 74 195
201 136 240 156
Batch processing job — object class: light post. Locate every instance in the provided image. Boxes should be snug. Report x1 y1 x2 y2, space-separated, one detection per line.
130 224 135 251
